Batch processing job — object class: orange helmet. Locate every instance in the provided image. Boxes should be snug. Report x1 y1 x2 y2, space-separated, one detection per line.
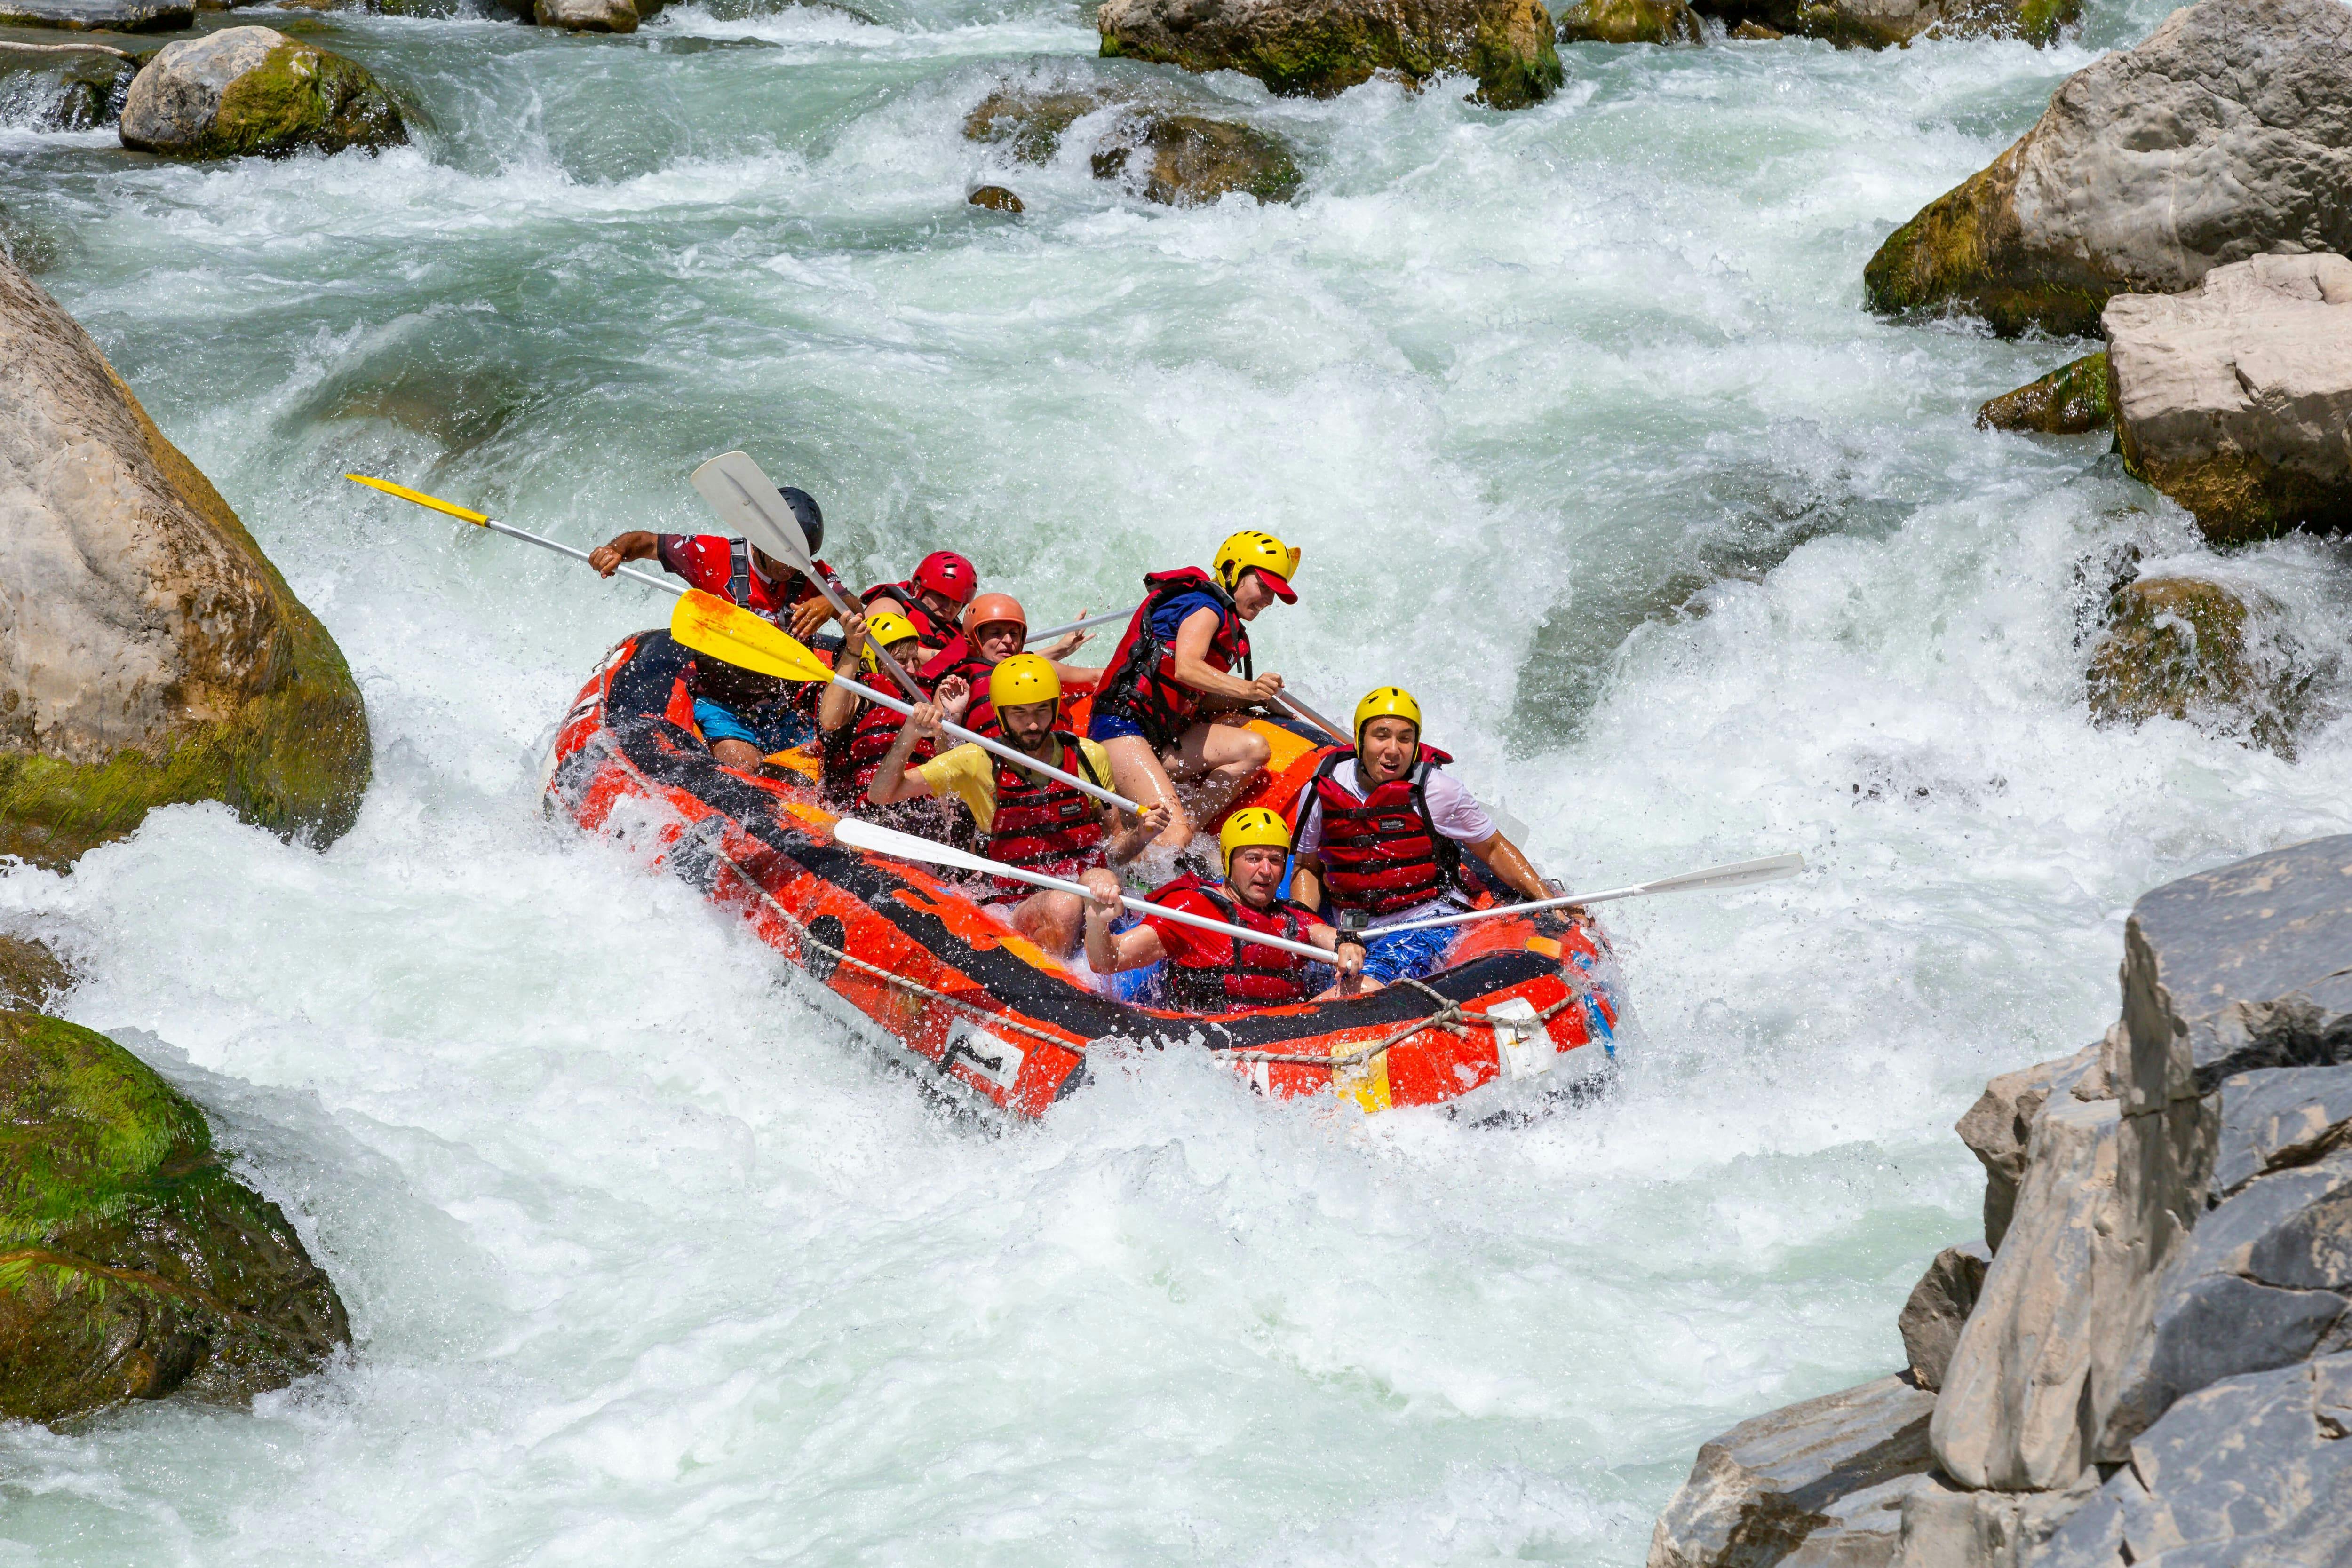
962 592 1027 639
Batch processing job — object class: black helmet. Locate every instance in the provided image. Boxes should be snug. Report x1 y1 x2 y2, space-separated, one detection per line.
779 486 824 557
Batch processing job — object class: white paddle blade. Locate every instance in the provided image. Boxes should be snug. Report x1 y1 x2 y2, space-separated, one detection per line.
1636 852 1806 896
691 451 812 573
832 816 999 878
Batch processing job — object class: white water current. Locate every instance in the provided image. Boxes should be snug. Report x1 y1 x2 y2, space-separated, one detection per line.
8 0 2352 1559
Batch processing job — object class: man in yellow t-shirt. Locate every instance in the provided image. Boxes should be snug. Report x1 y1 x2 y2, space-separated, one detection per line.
868 655 1166 956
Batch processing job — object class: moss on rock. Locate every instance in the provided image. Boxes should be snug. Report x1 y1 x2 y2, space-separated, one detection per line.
964 86 1302 206
1098 0 1561 110
0 1011 348 1425
2086 577 2309 755
1556 0 1703 44
1861 139 2115 339
1976 350 2112 435
118 27 406 159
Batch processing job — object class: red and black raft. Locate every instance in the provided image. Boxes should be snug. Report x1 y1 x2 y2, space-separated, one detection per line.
542 630 1623 1122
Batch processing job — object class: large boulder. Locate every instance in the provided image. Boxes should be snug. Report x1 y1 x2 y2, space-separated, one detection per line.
119 26 407 159
0 41 138 131
534 0 638 30
964 87 1301 207
2083 576 2306 756
1897 1241 1990 1394
2211 1066 2352 1198
1692 0 2072 49
1974 351 2110 436
1555 0 1702 46
1645 1375 1938 1568
0 253 371 868
1863 0 2352 338
2104 252 2352 545
0 1010 347 1425
1096 0 1561 110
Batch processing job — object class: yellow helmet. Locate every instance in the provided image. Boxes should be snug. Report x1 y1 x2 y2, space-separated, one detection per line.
1211 531 1301 602
1219 806 1293 871
859 611 920 671
1353 686 1422 744
988 652 1061 712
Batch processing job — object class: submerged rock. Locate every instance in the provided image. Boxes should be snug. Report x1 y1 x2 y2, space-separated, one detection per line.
963 87 1301 207
535 0 637 29
0 1010 348 1426
0 0 190 30
1695 0 2073 48
0 935 71 1012
1863 0 2352 337
966 184 1024 213
1555 0 1701 45
0 41 138 131
2106 253 2352 545
2084 577 2306 755
1096 0 1562 110
1974 349 2110 436
119 26 407 159
0 253 371 868
1727 17 1779 33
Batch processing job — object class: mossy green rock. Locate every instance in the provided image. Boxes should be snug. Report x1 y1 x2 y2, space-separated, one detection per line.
2087 577 2308 756
0 1011 348 1425
0 42 138 130
1976 350 2112 435
119 26 406 158
1692 0 2073 47
0 253 372 869
1557 0 1702 44
965 87 1302 206
1097 0 1561 110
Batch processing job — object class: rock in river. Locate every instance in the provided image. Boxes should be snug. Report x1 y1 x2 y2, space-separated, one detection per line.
0 0 190 32
534 0 638 31
1863 0 2352 337
1555 0 1701 46
964 87 1301 206
0 252 371 868
0 41 138 131
119 26 407 159
1694 0 2073 49
1974 350 2109 436
2106 252 2352 545
0 1010 348 1426
1097 0 1561 110
2084 576 2306 755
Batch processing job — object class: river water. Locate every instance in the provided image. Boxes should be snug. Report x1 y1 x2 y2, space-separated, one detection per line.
6 0 2352 1560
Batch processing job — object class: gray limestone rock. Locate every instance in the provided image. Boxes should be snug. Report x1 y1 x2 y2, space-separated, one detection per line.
1863 0 2352 338
1956 1044 2102 1251
118 26 407 160
1891 1471 2098 1568
1647 1375 1939 1568
0 0 190 30
1899 1242 1992 1394
2105 253 2352 545
0 40 135 130
2214 1066 2352 1198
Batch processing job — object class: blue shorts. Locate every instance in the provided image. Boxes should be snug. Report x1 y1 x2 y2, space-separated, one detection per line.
694 698 813 755
1361 924 1459 984
1087 711 1150 744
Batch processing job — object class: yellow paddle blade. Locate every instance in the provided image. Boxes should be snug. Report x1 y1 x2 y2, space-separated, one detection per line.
346 473 491 525
669 590 835 684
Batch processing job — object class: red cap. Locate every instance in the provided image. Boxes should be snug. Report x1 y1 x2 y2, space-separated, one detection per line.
913 551 977 606
1251 568 1297 604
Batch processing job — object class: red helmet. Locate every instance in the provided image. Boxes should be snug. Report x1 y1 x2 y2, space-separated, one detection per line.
913 551 977 607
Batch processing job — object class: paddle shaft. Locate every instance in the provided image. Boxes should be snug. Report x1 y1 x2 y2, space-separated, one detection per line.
834 672 1142 815
1376 857 1804 934
934 855 1335 966
1028 605 1136 641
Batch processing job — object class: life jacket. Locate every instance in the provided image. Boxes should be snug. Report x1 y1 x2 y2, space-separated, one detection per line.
985 735 1107 892
919 636 1000 738
1296 745 1461 916
821 692 931 802
671 537 838 710
862 580 958 653
1092 568 1252 748
1146 875 1315 1013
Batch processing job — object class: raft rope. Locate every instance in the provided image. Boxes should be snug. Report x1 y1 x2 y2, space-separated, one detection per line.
711 845 1596 1077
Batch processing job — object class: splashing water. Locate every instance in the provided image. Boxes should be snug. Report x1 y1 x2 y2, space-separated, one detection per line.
6 0 2352 1559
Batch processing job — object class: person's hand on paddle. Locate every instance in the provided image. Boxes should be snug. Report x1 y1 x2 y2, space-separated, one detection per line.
789 596 834 643
1244 671 1286 704
588 531 656 578
935 673 971 725
904 699 946 744
1331 935 1367 998
1106 801 1171 863
837 609 869 662
1079 867 1124 921
1037 616 1092 662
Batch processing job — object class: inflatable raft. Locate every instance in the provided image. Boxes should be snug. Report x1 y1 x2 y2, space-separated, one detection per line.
542 629 1623 1122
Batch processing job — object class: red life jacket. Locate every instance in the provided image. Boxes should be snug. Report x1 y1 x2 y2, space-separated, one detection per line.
1092 568 1252 748
821 693 931 802
919 636 1000 738
659 534 835 622
862 580 958 653
985 735 1108 891
1145 875 1315 1013
1297 745 1462 916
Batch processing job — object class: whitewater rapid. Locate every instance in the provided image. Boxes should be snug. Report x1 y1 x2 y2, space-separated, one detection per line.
7 0 2352 1559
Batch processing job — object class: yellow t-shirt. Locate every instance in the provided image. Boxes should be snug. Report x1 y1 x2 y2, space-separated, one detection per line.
916 737 1116 835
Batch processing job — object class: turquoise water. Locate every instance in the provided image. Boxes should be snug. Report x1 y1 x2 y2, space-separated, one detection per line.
6 1 2352 1560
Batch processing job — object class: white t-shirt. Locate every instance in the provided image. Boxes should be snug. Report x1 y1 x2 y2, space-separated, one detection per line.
1294 760 1498 927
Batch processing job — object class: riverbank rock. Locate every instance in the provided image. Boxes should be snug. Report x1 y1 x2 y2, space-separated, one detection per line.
1863 0 2352 337
964 87 1301 206
2084 576 2306 755
0 935 71 1011
0 41 137 130
1556 0 1701 45
1646 835 2352 1567
534 0 636 29
0 0 190 30
1897 1241 1989 1392
1096 0 1561 109
1693 0 2072 49
2105 253 2352 545
1974 350 2109 436
0 1010 347 1425
118 26 406 158
0 253 371 868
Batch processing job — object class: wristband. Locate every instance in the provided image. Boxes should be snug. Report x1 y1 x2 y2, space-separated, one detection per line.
1332 931 1367 951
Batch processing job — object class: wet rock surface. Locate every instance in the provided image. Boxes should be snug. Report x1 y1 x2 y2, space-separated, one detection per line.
119 25 407 158
0 40 136 129
0 0 189 30
1692 0 2072 49
1555 0 1701 46
1648 836 2352 1567
966 183 1023 212
2105 253 2352 546
1863 0 2352 337
1898 1241 1989 1392
1975 351 2109 436
964 87 1300 206
535 0 637 30
0 252 371 867
0 1009 347 1426
1095 0 1561 109
2084 577 2307 757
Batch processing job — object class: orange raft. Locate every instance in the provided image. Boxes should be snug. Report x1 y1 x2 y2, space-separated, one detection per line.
543 630 1623 1122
